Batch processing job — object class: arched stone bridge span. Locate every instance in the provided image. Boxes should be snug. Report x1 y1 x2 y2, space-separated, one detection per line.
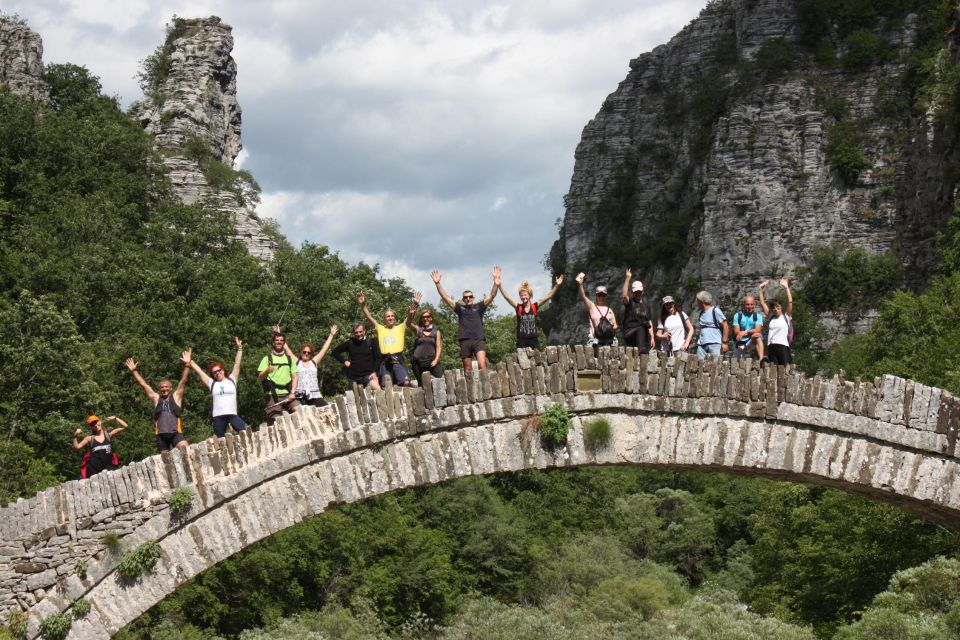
3 346 960 638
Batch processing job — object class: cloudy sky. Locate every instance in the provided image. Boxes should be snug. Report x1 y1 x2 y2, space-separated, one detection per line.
3 0 707 307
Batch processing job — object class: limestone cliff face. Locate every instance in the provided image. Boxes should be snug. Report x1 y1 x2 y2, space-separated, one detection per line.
129 16 275 261
0 14 48 102
547 0 960 344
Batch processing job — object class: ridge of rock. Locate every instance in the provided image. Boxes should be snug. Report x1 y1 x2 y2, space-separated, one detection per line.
547 0 960 344
0 13 48 102
129 16 275 260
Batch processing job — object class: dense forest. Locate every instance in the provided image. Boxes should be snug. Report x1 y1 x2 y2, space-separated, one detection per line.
5 0 960 638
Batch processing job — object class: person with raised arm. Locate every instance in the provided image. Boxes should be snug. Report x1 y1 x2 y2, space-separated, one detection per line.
407 292 443 385
358 291 417 386
575 272 618 349
183 337 247 437
620 268 654 353
759 278 794 366
277 324 339 405
431 266 500 371
331 323 382 390
125 355 190 452
74 415 128 478
257 329 299 426
498 274 564 350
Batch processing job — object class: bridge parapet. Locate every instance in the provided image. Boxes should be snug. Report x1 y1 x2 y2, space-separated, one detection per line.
2 346 959 635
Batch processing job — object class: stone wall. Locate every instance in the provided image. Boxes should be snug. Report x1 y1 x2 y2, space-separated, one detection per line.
3 347 960 637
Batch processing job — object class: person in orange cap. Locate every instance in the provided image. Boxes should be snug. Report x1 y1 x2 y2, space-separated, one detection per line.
74 415 128 477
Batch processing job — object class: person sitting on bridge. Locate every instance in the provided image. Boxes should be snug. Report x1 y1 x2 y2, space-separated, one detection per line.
183 338 248 437
357 290 417 386
732 293 765 361
575 272 618 350
258 330 299 426
759 278 794 366
695 290 729 360
276 324 339 406
620 269 654 354
74 415 128 478
407 297 443 385
125 356 190 452
431 266 500 371
497 274 564 350
332 323 382 390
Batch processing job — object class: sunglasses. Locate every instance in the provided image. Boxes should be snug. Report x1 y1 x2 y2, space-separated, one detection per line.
463 295 474 300
301 350 312 355
211 368 224 374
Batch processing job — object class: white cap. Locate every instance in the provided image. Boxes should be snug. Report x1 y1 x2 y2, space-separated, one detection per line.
631 281 644 292
595 285 608 294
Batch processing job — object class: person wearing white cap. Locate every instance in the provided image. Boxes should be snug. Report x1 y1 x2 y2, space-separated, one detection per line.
575 272 618 348
620 268 654 353
656 296 694 354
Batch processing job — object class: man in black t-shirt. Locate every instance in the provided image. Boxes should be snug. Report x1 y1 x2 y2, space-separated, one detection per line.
331 323 382 390
431 266 500 371
620 268 654 353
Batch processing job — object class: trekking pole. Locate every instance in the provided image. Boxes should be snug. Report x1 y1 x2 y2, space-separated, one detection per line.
276 298 293 327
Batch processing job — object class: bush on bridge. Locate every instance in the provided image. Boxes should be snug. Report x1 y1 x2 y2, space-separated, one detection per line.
538 404 571 446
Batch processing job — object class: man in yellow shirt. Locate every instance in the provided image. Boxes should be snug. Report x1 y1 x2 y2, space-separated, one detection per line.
357 291 419 387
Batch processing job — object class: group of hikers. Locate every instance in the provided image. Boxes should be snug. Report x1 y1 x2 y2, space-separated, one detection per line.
73 267 795 477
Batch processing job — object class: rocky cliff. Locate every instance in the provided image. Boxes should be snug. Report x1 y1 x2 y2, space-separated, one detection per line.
547 0 960 344
129 16 275 260
0 14 48 102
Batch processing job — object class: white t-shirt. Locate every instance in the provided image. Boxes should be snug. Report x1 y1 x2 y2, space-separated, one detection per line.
210 374 238 417
767 314 792 346
297 360 321 399
657 312 688 353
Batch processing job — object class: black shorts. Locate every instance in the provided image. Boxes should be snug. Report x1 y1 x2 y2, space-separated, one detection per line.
347 371 377 387
156 432 187 451
768 344 792 365
459 338 487 358
517 335 540 350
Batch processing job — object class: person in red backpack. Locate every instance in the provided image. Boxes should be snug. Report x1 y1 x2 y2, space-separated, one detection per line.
498 274 564 350
74 415 127 478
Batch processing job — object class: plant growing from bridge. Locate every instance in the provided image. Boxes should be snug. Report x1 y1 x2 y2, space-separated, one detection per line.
539 403 571 447
168 486 194 514
38 612 71 640
117 541 161 582
584 417 613 450
5 611 27 640
75 559 86 579
70 599 91 619
101 532 122 553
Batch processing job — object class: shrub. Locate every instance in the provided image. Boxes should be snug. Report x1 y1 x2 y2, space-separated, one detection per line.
6 611 27 640
583 418 612 450
75 558 87 578
168 487 194 514
826 122 869 186
101 531 122 553
38 613 71 640
539 404 571 447
117 541 162 582
755 38 794 78
70 599 91 619
842 29 891 72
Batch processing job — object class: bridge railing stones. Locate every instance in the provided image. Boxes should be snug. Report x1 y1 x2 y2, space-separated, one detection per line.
2 345 960 626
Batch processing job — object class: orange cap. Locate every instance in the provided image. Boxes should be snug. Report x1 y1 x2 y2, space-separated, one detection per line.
86 415 100 425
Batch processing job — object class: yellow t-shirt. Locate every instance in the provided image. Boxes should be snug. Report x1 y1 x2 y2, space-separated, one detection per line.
375 322 406 355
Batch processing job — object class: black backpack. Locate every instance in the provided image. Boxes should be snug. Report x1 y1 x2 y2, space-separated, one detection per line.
592 308 616 343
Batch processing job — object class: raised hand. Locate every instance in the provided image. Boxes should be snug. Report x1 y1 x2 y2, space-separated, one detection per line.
180 348 192 365
329 324 339 336
778 277 790 288
492 265 502 285
576 272 586 285
759 280 769 289
107 416 117 422
272 324 281 335
413 291 423 305
235 336 243 349
555 274 565 286
430 270 442 284
124 358 138 372
625 268 632 279
356 290 366 306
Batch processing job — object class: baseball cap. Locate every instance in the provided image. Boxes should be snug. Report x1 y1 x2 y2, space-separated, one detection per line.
86 415 100 425
662 295 675 304
631 281 644 292
595 285 608 294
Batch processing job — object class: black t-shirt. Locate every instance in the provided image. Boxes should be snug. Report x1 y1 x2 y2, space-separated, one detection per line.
622 299 653 348
332 337 380 376
454 301 487 341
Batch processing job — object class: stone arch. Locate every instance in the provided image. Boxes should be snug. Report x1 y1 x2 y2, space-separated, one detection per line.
3 346 959 637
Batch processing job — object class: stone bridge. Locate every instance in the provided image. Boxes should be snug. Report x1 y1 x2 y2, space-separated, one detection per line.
3 346 960 638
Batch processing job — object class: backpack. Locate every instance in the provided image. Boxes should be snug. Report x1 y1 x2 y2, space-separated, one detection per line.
591 307 616 342
732 311 760 345
262 353 293 398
